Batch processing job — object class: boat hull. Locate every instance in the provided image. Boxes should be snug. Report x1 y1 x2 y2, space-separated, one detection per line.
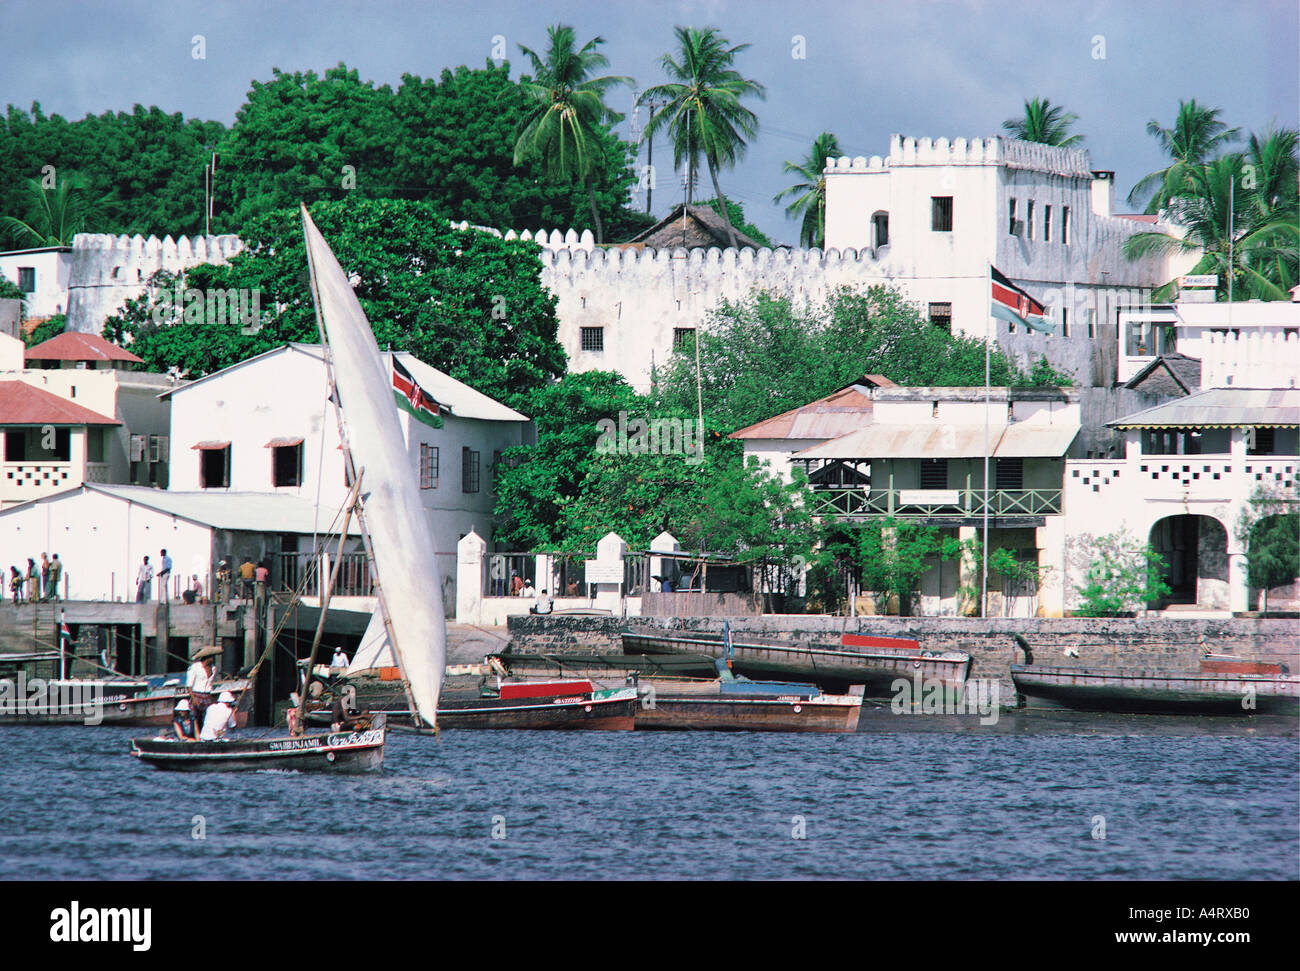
436 689 637 730
130 720 386 773
635 694 862 732
622 631 970 696
0 678 254 726
1010 664 1300 715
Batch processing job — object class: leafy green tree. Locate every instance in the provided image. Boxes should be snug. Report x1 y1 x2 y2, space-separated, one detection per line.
1127 99 1241 213
774 131 840 248
1002 97 1083 147
24 313 66 347
657 284 1071 433
1235 475 1300 610
492 371 643 549
0 276 23 314
1072 530 1171 616
102 198 565 404
513 26 632 243
638 26 765 250
834 517 941 616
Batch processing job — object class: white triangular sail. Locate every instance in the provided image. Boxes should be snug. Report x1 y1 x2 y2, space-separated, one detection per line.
348 610 395 675
302 208 446 726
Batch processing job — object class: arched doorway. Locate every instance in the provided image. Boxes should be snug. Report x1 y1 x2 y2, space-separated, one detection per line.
1149 515 1229 609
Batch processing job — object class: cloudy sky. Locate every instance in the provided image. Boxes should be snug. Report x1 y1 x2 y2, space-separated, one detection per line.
3 0 1295 243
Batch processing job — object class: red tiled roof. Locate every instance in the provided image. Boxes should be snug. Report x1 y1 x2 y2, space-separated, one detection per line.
0 381 120 426
1114 213 1158 224
730 386 874 440
24 331 144 364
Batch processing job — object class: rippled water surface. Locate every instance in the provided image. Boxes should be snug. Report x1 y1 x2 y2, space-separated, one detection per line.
2 719 1296 880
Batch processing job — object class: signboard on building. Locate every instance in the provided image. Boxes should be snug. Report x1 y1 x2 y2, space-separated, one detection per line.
899 489 961 505
584 561 624 585
1178 275 1219 288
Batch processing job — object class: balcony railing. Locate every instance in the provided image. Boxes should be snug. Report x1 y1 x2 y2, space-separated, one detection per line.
1 461 77 500
271 551 373 598
809 487 1063 519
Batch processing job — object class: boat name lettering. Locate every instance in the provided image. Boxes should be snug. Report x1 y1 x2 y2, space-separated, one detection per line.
267 737 324 752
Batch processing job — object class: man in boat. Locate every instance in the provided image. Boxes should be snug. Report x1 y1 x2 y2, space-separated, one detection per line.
330 646 349 669
200 690 238 740
186 645 221 725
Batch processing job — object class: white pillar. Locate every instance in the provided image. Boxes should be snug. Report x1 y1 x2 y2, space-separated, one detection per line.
594 531 627 615
456 529 487 624
1228 551 1250 614
1036 518 1067 618
649 531 679 592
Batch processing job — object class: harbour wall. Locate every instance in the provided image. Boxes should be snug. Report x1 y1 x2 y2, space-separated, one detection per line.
506 614 1299 701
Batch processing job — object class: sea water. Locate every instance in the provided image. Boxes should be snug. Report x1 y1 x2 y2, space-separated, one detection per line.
1 718 1295 880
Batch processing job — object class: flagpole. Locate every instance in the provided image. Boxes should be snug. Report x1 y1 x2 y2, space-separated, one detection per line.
983 265 991 619
60 609 67 681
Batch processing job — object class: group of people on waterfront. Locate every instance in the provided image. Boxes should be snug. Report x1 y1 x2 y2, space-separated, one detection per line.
132 552 272 606
7 553 63 604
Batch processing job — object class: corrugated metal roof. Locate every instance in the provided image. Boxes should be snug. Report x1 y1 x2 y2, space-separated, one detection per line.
0 381 120 426
86 485 362 534
995 422 1079 457
1109 388 1300 428
795 421 1078 459
730 386 873 440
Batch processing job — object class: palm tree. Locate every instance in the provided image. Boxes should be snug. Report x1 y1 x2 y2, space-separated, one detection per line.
1002 97 1083 147
1123 142 1299 301
637 26 766 250
1 176 105 247
1127 99 1241 213
774 132 840 249
513 25 631 243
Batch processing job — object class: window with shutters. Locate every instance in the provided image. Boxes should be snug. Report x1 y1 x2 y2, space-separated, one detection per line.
930 196 953 232
149 435 168 464
997 457 1024 490
920 459 948 490
130 435 147 462
420 443 439 489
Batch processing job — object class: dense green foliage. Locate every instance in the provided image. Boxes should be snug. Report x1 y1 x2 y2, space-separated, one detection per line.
1072 531 1171 616
656 285 1072 434
2 62 649 247
24 313 66 347
102 197 565 405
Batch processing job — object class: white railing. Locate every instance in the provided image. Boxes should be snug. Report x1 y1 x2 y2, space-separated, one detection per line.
1202 331 1300 389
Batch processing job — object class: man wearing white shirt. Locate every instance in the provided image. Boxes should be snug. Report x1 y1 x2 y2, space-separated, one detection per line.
200 690 238 741
331 647 349 668
186 647 219 726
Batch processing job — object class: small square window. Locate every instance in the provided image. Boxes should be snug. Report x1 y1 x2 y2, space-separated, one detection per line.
930 196 953 232
272 444 302 487
580 327 604 352
673 327 695 351
17 267 35 293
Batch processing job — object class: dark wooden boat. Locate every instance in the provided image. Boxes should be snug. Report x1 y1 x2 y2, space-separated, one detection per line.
1010 662 1299 715
130 714 386 773
635 680 862 732
621 628 971 696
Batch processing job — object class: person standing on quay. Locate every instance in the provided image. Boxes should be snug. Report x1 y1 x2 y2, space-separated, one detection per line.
46 554 62 601
157 548 173 602
254 560 269 609
26 558 39 602
40 554 50 600
238 558 256 602
136 556 154 603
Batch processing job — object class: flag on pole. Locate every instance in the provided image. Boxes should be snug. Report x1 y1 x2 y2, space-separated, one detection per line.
991 267 1054 335
391 357 444 428
60 616 71 651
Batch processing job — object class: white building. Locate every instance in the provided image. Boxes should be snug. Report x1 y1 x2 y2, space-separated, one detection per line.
1118 298 1300 388
162 343 533 605
0 331 176 506
1063 388 1299 614
823 135 1199 384
0 246 72 319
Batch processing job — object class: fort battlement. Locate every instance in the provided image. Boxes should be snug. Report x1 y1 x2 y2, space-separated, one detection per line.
825 134 1094 178
66 233 244 333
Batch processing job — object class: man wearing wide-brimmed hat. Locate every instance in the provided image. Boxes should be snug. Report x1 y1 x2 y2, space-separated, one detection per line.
187 645 222 725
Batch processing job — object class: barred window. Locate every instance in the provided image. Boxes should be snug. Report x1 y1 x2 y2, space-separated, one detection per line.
580 327 604 352
420 443 439 489
673 327 695 351
462 447 480 493
930 196 953 232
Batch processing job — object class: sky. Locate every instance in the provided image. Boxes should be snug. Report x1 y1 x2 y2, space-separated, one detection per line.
3 0 1296 244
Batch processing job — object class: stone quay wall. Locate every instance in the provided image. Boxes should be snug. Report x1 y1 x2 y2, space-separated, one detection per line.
507 614 1299 701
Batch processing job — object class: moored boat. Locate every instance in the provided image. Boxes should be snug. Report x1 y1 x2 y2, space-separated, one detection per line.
1010 662 1299 715
1 672 253 726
